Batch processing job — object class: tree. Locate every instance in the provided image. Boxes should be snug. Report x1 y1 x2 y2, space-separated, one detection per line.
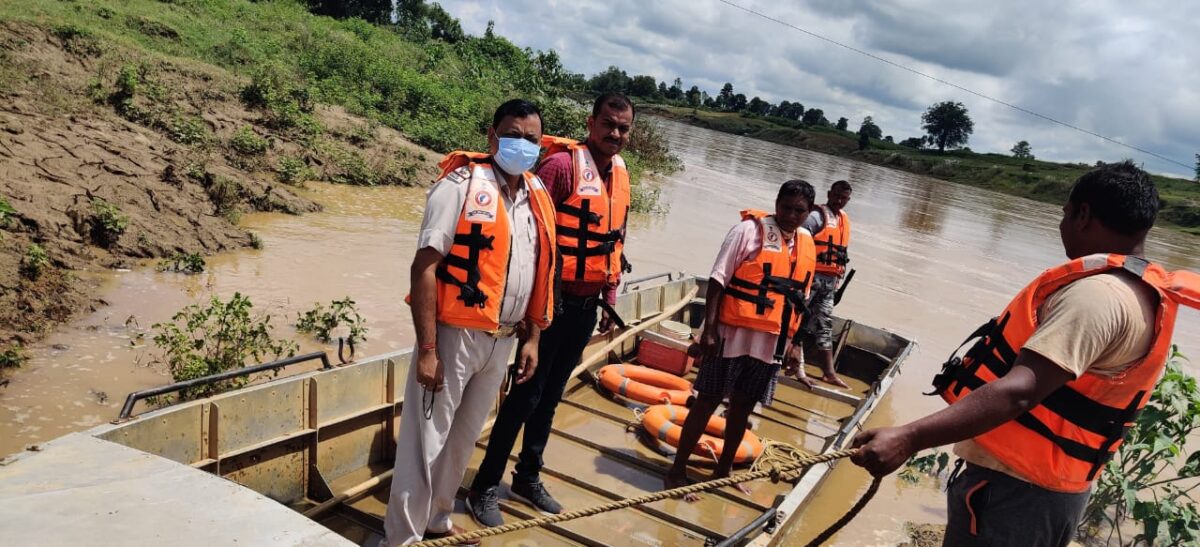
835 117 848 131
921 101 974 152
776 101 803 120
717 82 734 109
1011 140 1035 160
730 93 748 112
657 81 669 97
628 75 658 98
859 116 882 140
747 96 772 116
588 66 630 94
685 85 702 107
310 0 394 24
899 136 925 149
667 78 684 101
1194 153 1199 182
858 128 870 150
801 108 826 126
426 3 464 42
884 135 894 143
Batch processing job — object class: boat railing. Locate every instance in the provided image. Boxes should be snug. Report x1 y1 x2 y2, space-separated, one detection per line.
114 351 334 422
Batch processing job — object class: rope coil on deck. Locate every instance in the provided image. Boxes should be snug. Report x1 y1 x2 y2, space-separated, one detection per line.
410 448 865 547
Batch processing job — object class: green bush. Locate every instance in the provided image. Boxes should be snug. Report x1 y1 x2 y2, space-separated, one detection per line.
0 197 15 227
89 198 129 247
0 344 25 369
203 176 242 222
295 297 368 343
51 24 101 57
152 293 297 400
230 125 268 155
156 251 205 274
276 156 314 184
1080 348 1200 545
240 65 319 134
19 243 49 281
167 115 209 145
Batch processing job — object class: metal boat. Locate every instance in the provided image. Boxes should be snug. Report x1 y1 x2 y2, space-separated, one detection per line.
0 273 913 546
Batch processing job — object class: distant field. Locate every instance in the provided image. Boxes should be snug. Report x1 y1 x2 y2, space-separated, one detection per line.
645 105 1200 236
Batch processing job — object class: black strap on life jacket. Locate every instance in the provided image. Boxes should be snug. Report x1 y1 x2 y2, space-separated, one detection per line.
930 296 1150 473
556 200 624 280
436 223 494 308
725 263 812 362
816 235 849 266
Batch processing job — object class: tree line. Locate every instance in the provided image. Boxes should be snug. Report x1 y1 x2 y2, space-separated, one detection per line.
308 1 1065 165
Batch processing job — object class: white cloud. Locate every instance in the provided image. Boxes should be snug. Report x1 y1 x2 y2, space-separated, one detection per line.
436 0 1200 176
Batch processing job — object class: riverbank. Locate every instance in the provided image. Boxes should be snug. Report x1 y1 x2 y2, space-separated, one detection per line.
0 1 690 361
0 17 442 360
643 104 1200 235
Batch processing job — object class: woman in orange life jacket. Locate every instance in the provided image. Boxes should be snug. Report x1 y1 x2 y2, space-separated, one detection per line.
799 179 853 388
383 99 557 547
664 180 819 501
851 161 1200 546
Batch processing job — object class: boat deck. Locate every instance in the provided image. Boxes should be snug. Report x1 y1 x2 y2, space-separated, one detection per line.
14 274 912 546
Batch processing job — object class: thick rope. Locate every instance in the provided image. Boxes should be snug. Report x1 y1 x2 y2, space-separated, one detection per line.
803 475 882 547
410 448 859 547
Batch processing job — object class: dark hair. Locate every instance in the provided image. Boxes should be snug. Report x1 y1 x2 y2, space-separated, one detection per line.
592 92 635 120
1068 160 1158 235
492 98 542 129
830 180 853 193
778 179 816 204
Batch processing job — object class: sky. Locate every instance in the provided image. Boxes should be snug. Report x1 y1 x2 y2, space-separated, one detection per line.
434 0 1200 177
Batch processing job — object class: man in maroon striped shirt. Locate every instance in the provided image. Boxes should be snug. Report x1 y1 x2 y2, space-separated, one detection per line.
469 94 636 526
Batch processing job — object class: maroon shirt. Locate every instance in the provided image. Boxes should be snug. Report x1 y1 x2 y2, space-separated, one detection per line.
536 151 623 305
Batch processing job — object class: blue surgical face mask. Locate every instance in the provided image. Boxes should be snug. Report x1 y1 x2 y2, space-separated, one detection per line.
494 137 540 175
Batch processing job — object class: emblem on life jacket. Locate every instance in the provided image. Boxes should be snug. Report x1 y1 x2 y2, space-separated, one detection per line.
763 224 783 252
465 181 498 222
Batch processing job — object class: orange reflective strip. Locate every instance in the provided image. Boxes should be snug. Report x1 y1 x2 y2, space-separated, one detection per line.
965 479 988 536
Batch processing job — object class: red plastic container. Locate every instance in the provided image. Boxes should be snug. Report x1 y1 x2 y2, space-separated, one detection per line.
638 330 694 376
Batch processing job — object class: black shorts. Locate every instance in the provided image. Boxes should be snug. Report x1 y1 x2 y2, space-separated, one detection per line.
693 353 780 406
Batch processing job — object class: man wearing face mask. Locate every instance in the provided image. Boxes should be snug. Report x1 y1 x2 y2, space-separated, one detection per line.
468 93 634 525
382 99 557 547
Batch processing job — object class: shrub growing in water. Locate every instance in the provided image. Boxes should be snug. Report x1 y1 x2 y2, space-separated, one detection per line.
295 297 368 344
152 293 297 400
156 251 205 274
0 344 25 369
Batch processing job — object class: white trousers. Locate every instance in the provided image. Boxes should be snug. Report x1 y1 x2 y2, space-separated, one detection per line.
382 325 515 546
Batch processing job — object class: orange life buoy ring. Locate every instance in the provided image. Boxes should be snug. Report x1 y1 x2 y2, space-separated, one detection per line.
597 364 692 405
641 404 763 464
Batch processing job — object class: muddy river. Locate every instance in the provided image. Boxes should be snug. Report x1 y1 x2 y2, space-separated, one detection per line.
2 119 1197 545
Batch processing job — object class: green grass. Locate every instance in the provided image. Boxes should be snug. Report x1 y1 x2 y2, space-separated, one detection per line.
2 0 674 208
645 105 1200 234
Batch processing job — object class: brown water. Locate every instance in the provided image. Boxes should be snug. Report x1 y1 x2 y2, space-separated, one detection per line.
2 119 1197 545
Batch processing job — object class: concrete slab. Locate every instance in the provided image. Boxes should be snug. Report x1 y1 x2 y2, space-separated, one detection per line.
0 433 354 546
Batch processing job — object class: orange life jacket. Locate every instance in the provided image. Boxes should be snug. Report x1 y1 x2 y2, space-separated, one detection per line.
429 151 558 331
541 136 631 285
932 254 1200 492
812 205 850 277
719 210 817 362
